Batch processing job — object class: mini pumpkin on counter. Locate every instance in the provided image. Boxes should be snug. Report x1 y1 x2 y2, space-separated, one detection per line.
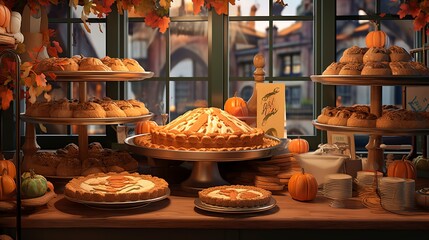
412 156 429 171
387 155 416 180
224 92 249 117
287 138 310 154
0 169 16 200
21 169 48 198
288 168 318 202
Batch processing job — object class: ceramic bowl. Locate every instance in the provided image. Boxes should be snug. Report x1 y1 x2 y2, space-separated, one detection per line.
415 188 429 209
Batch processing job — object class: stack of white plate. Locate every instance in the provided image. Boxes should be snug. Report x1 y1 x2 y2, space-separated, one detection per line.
355 171 383 188
323 173 353 207
404 178 415 209
379 177 406 211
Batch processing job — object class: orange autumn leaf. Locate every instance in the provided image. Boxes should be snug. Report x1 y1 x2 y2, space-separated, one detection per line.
0 86 13 110
192 0 205 15
209 0 229 15
35 73 47 87
53 41 63 53
145 11 170 33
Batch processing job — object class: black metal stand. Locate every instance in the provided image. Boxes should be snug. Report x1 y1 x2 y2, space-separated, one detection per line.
0 49 22 240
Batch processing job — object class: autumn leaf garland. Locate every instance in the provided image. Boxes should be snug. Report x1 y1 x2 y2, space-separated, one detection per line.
397 0 429 34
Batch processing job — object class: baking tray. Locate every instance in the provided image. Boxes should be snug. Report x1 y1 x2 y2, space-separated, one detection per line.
194 197 276 213
124 134 285 162
312 120 429 136
311 75 429 86
20 113 154 125
45 71 154 81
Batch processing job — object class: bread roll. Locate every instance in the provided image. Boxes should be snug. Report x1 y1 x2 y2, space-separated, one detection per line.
114 100 141 117
352 104 370 113
78 57 112 71
50 58 79 71
409 62 429 75
56 157 82 176
328 109 354 126
49 98 73 118
24 152 60 176
323 62 346 75
101 56 129 71
339 46 366 63
376 109 428 129
90 97 127 117
26 101 51 117
361 62 392 75
127 99 149 115
338 63 363 75
388 46 412 62
33 58 56 74
347 111 377 128
122 58 145 72
389 62 418 75
73 102 106 118
317 106 341 124
363 47 390 63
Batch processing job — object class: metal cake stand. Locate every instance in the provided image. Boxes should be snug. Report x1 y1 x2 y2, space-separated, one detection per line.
125 134 285 192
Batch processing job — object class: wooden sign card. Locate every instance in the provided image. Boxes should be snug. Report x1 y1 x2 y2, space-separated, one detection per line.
256 83 286 138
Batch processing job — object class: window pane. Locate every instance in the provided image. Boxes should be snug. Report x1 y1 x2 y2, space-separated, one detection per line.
380 20 415 52
169 0 209 17
336 0 375 15
128 23 165 77
229 21 268 77
47 23 69 57
229 0 269 16
229 81 255 102
47 2 69 18
283 81 314 136
169 81 208 121
273 0 313 16
273 21 313 76
170 22 208 77
72 23 106 58
72 5 105 18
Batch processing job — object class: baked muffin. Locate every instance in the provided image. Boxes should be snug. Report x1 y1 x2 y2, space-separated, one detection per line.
363 47 390 63
338 63 364 75
339 46 366 63
90 97 127 118
361 62 392 75
317 106 342 124
49 98 73 118
322 62 346 75
127 99 149 115
328 108 354 126
73 102 107 118
50 57 79 71
409 62 429 75
389 62 419 75
114 100 141 117
25 101 51 117
101 56 129 71
352 104 370 113
24 152 61 176
376 109 428 129
388 46 412 62
78 57 112 71
122 58 145 72
56 157 82 176
347 111 377 128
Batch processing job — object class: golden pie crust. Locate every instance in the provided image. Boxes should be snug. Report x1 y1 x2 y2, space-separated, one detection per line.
198 185 272 207
64 172 169 202
134 107 278 151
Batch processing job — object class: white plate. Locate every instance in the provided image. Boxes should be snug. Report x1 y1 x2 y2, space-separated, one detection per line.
194 197 277 214
64 188 170 210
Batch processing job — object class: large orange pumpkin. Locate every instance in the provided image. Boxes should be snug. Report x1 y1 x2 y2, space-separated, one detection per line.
387 156 416 180
288 138 309 154
135 120 158 135
0 4 11 30
224 93 248 117
0 169 16 200
365 30 389 48
0 158 16 180
288 168 318 201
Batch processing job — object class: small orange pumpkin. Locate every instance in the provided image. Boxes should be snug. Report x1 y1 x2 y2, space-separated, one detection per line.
365 30 389 48
288 138 309 154
387 155 416 180
0 4 11 30
0 157 16 180
288 168 318 201
0 169 16 200
135 120 158 135
224 92 248 117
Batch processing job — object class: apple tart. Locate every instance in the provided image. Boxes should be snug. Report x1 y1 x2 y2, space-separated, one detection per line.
65 172 169 202
198 185 272 207
134 107 278 151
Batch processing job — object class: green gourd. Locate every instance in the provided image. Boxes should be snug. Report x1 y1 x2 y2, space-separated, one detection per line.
21 169 47 198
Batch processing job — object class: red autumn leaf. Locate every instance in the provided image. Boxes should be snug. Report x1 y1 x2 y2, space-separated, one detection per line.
23 77 33 88
0 86 13 110
414 12 429 31
53 41 63 53
35 73 47 87
209 1 229 15
379 13 386 18
409 0 421 18
192 0 205 15
145 11 170 33
47 46 59 58
45 72 57 80
398 3 409 19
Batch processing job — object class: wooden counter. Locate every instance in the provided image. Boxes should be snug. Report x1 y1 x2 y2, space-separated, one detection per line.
1 185 429 240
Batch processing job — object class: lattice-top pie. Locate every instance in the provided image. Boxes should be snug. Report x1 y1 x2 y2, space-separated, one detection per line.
198 185 272 207
134 107 278 151
64 172 169 202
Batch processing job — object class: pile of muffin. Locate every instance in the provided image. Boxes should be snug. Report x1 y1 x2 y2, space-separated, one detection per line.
323 45 429 75
26 97 149 118
24 142 139 177
33 56 145 73
317 104 429 129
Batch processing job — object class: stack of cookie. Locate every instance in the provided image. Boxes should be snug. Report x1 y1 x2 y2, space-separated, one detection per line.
224 153 301 192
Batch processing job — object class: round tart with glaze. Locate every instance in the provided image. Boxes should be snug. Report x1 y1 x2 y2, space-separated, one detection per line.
65 172 169 202
198 185 272 208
